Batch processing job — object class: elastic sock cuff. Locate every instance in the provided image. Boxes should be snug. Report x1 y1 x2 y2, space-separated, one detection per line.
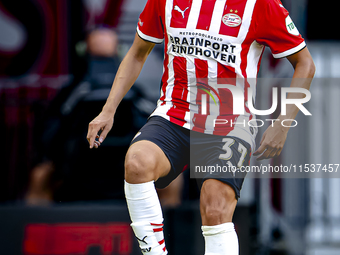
124 180 155 200
202 222 235 236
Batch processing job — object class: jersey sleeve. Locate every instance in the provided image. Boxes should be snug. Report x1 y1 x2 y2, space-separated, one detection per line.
137 0 164 44
255 0 306 58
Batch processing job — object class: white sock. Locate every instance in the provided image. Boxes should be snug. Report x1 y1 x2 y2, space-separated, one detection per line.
202 222 239 255
125 180 167 254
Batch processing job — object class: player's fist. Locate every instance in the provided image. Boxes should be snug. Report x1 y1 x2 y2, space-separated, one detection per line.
87 112 114 149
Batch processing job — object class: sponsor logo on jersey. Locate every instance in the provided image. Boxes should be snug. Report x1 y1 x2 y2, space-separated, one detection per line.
174 5 189 19
285 15 299 36
169 34 237 65
222 13 242 27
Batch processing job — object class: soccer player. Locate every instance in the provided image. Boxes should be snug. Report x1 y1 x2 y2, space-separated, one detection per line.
87 0 315 254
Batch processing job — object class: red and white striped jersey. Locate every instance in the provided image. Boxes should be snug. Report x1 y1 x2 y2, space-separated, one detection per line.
137 0 305 150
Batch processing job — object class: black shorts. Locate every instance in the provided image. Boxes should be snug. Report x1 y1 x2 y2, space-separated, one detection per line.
131 116 251 198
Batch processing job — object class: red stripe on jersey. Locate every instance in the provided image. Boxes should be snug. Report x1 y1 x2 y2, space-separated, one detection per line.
245 48 264 119
163 247 167 252
196 0 217 31
240 20 259 115
219 0 247 37
192 59 209 133
167 57 189 126
158 239 165 245
160 1 168 106
153 228 163 232
170 0 193 28
240 47 251 115
160 39 169 106
217 63 236 85
213 64 238 135
217 89 235 116
243 79 252 115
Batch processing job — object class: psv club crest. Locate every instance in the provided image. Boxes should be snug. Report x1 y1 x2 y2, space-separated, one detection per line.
222 13 242 27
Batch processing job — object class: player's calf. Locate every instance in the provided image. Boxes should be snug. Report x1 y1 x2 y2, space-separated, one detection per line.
200 179 239 255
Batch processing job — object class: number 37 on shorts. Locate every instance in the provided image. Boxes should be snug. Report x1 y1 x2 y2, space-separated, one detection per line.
219 137 250 169
190 135 252 179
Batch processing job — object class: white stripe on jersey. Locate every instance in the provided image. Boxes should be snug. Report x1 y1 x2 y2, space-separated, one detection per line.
165 0 173 28
209 0 227 34
152 55 174 121
204 0 225 134
234 0 258 79
185 58 196 129
164 54 175 116
204 60 219 134
239 0 257 42
152 0 175 121
186 0 203 30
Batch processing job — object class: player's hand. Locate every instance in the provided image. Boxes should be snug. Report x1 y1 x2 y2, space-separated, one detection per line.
253 123 288 161
87 111 114 149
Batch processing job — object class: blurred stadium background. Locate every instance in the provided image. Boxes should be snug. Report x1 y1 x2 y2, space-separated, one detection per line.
0 0 339 254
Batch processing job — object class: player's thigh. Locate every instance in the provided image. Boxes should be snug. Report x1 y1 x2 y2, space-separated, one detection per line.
125 140 171 184
200 179 237 225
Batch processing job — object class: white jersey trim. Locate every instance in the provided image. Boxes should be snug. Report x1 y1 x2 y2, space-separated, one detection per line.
272 41 306 59
137 27 164 44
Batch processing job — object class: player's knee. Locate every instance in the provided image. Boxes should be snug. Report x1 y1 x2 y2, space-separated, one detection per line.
203 204 226 224
125 150 158 183
201 196 228 223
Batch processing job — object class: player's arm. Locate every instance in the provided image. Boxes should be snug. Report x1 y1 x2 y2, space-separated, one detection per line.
253 47 315 160
87 34 155 149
